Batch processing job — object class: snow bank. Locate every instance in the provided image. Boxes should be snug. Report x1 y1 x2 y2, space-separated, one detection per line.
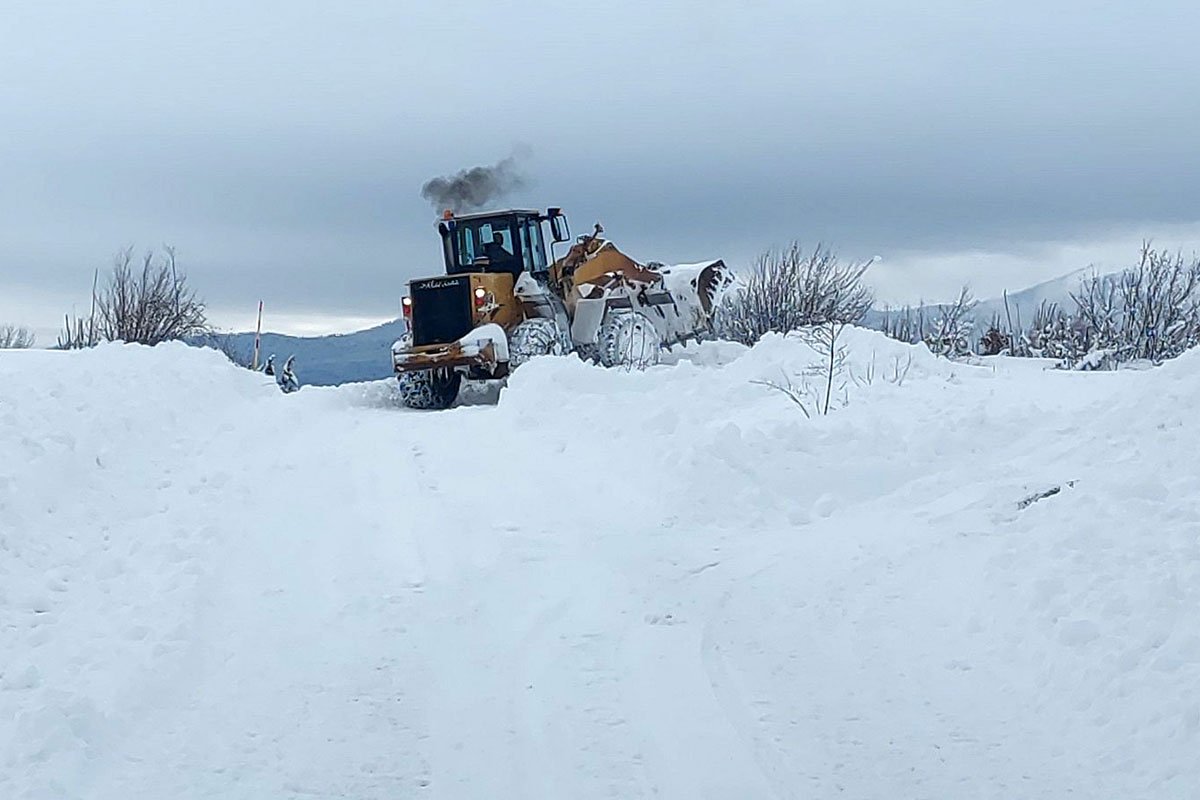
2 333 1198 798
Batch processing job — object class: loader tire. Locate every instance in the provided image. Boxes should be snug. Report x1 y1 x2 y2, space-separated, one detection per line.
509 318 566 369
397 368 462 410
598 312 661 371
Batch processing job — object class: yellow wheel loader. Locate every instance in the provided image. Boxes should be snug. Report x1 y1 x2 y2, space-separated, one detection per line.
391 207 733 409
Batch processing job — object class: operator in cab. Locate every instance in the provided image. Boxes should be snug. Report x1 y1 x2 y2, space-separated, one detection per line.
483 232 521 278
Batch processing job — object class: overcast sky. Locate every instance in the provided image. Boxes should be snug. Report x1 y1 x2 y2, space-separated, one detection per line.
4 1 1200 340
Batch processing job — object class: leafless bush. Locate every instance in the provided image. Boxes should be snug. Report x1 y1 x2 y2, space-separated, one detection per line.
1007 300 1099 367
888 352 913 385
0 324 35 349
979 314 1011 355
97 246 208 344
1071 244 1200 363
753 371 815 418
56 269 101 350
59 247 209 347
715 243 874 345
879 287 976 358
871 245 1198 370
752 321 850 416
1004 245 1200 368
878 304 931 345
923 286 976 357
806 322 849 415
57 315 101 350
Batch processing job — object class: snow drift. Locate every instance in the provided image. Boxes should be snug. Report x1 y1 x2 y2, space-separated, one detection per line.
1 333 1197 799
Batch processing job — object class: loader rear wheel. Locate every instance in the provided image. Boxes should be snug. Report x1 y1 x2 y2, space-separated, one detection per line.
509 318 566 369
598 312 661 371
397 368 462 410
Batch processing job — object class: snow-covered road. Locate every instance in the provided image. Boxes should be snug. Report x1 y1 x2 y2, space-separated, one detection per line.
2 332 1197 799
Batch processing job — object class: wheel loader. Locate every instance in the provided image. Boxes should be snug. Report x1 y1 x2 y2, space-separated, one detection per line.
391 207 733 409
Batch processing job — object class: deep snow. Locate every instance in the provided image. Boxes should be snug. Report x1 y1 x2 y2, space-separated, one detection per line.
1 331 1197 799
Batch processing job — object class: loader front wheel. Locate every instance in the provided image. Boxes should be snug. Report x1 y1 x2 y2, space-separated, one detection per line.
397 368 462 410
598 312 661 371
509 318 566 369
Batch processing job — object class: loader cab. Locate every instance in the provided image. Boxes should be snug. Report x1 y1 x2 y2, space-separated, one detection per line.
437 208 570 278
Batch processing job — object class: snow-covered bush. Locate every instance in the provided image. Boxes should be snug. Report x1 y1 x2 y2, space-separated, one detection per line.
751 326 924 417
1008 246 1200 369
714 243 873 346
923 287 976 357
1013 301 1088 363
751 322 850 417
1071 245 1200 364
0 323 35 349
877 287 976 359
877 304 931 345
978 316 1011 355
877 246 1200 370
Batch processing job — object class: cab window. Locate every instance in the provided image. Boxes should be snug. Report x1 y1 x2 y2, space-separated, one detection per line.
456 226 478 269
453 218 522 273
521 219 548 274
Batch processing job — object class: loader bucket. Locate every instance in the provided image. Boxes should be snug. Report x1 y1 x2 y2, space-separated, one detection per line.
551 227 733 350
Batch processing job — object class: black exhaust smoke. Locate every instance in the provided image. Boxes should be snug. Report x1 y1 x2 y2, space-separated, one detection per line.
420 151 530 213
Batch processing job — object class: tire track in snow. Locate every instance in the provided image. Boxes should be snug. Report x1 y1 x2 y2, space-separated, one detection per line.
82 419 433 798
407 438 605 797
612 541 785 799
700 573 799 800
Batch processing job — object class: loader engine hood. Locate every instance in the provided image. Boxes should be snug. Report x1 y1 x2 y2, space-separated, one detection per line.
409 275 473 346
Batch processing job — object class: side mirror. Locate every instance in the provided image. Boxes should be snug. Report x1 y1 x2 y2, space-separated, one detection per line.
549 212 570 243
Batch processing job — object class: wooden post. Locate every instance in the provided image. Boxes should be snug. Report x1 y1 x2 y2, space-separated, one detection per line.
251 301 263 371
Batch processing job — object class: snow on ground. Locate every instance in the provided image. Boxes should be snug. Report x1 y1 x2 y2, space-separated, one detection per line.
1 331 1197 799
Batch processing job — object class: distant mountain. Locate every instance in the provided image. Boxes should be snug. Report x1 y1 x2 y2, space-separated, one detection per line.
222 319 405 387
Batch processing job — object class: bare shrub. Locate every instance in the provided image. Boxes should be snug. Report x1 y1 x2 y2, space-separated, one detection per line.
56 268 102 350
878 287 977 359
878 304 931 345
807 322 849 415
979 313 1011 355
850 350 915 387
752 371 815 418
1000 245 1200 369
96 246 208 344
0 324 36 349
715 243 874 346
58 315 101 350
59 247 209 348
923 286 976 357
1071 244 1200 363
873 244 1198 370
752 321 850 417
1013 301 1077 361
888 352 913 385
